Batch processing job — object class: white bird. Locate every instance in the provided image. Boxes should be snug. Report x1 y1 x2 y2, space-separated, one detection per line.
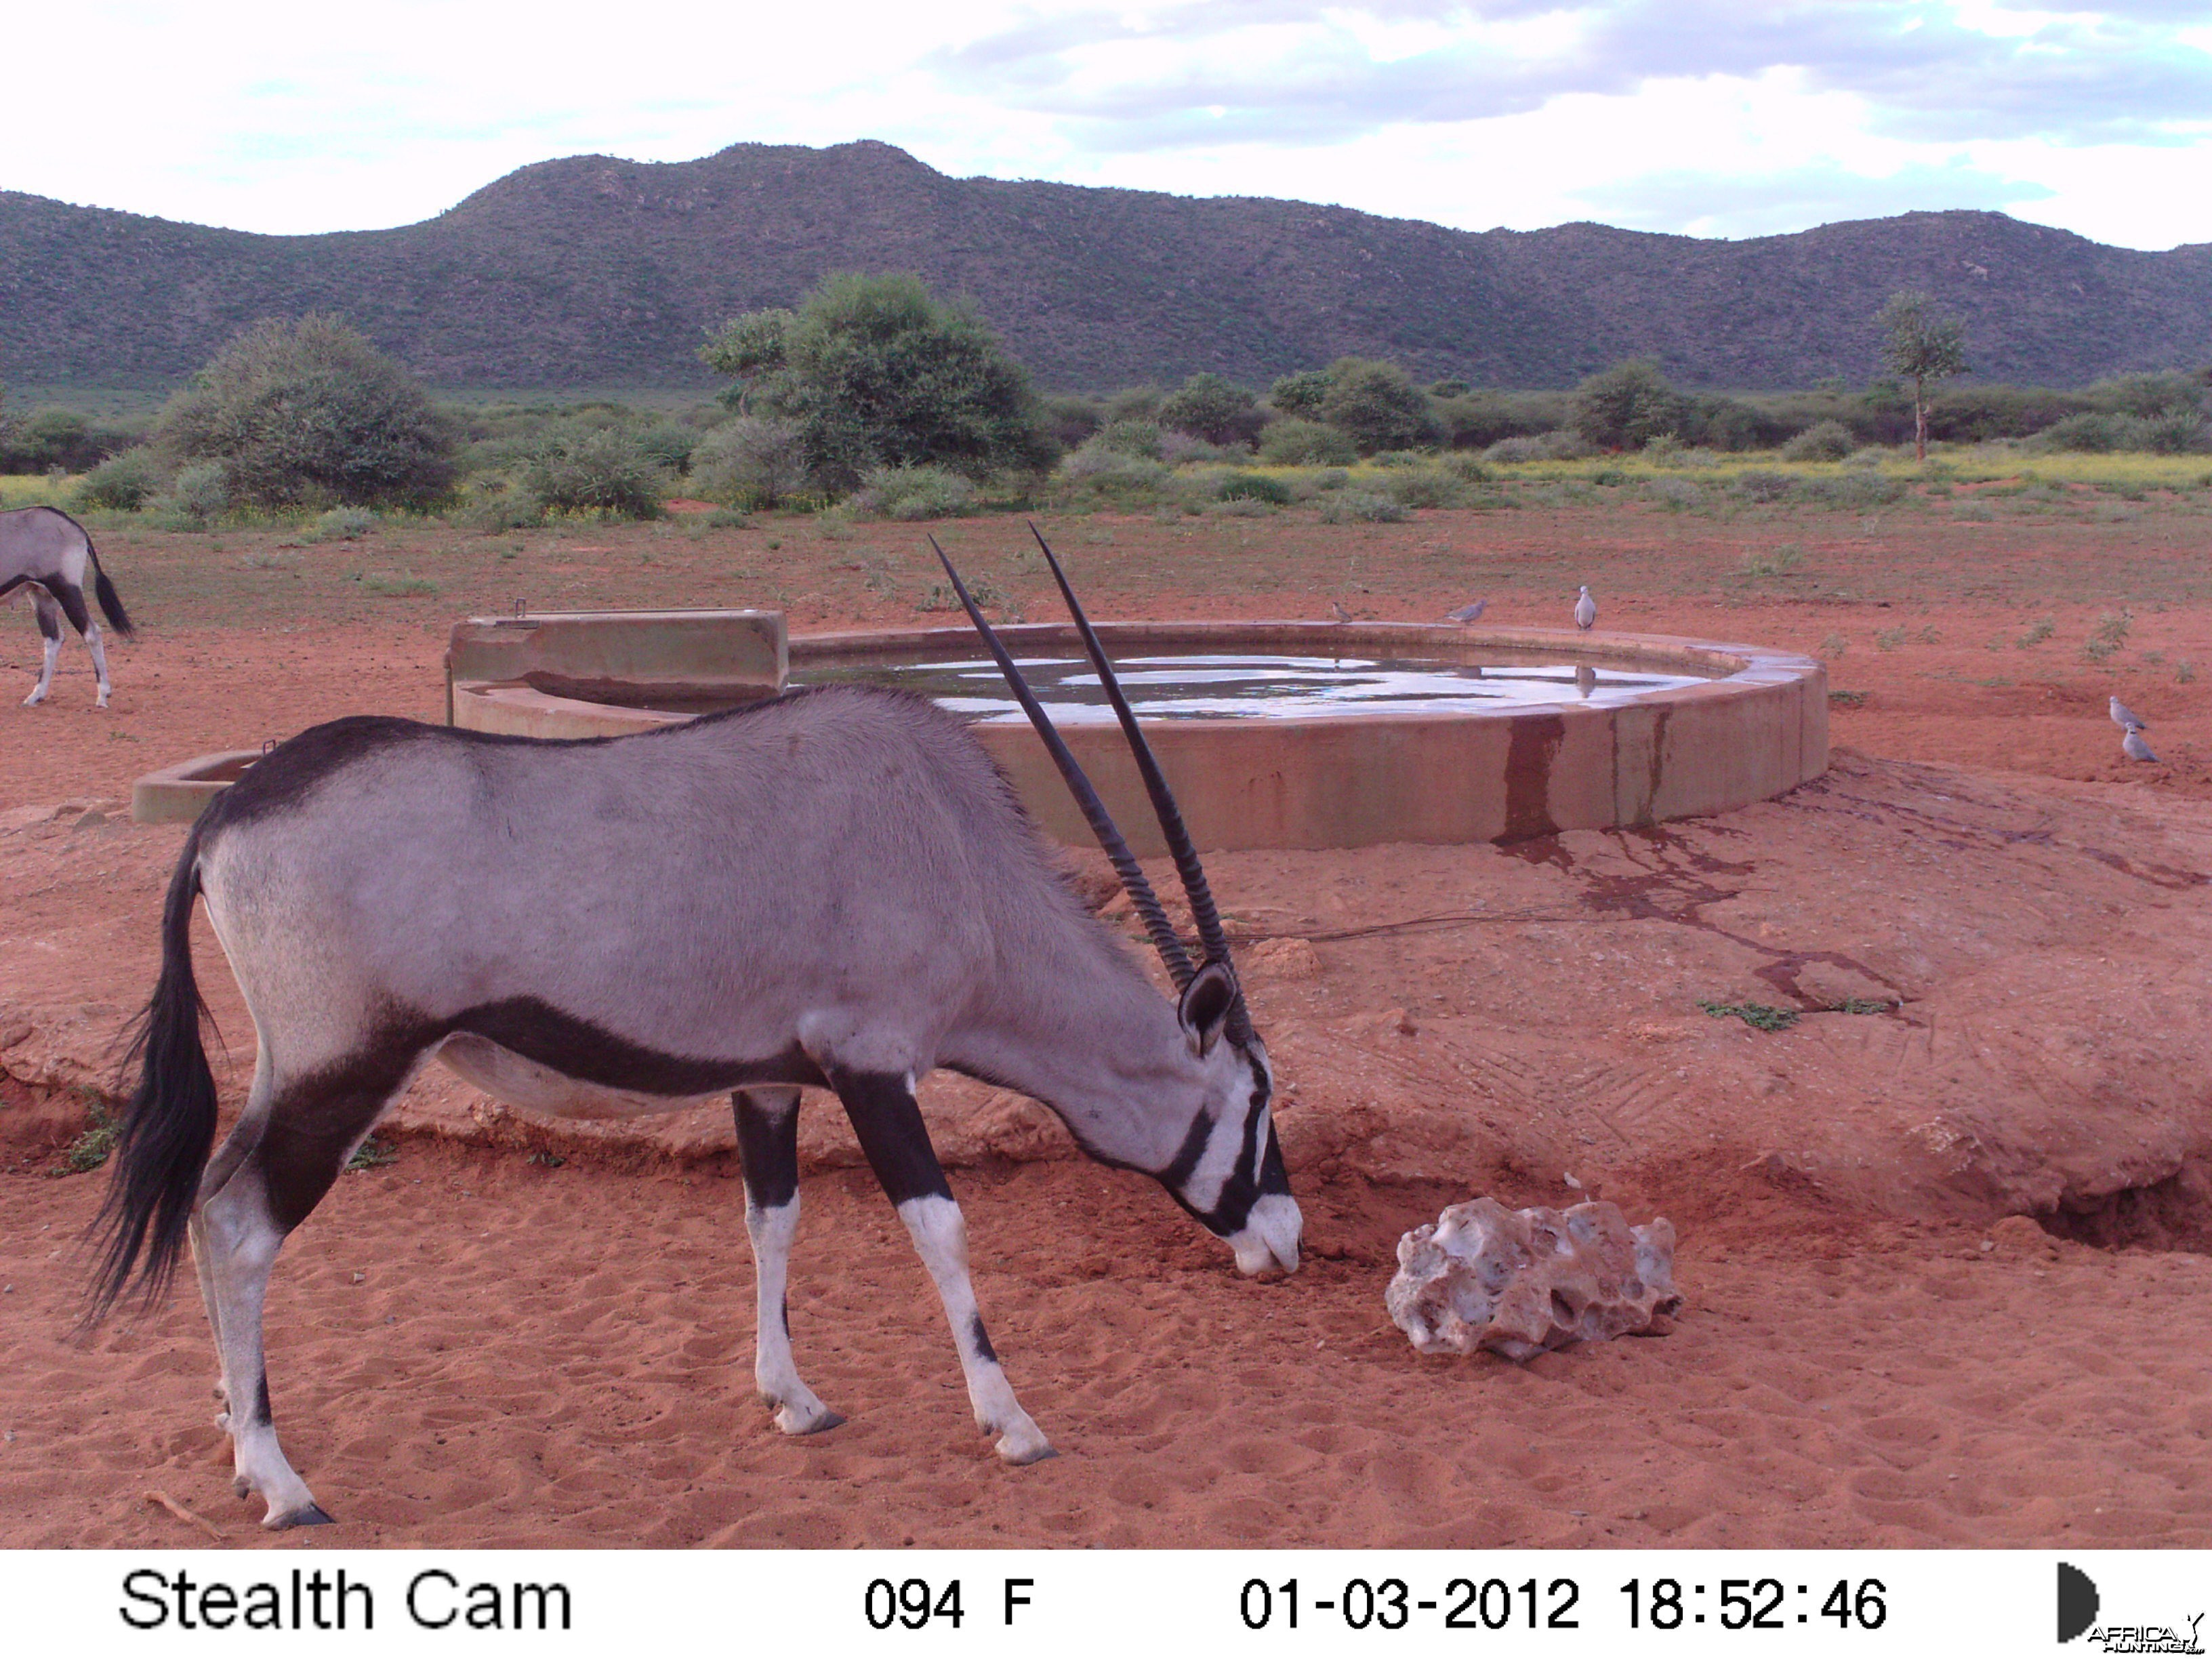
1445 599 1487 624
2123 727 2161 763
2110 695 2148 731
1573 586 1597 631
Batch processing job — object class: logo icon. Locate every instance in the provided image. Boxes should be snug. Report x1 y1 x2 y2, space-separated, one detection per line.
2061 1565 2101 1645
2061 1563 2207 1653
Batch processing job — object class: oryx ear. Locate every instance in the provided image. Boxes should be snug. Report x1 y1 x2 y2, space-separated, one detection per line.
1178 959 1240 1057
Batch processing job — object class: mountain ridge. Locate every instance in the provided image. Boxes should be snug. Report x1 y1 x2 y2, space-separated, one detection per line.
3 140 2207 392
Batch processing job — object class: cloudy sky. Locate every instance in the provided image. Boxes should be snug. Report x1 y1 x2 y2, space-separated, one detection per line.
13 1 2211 247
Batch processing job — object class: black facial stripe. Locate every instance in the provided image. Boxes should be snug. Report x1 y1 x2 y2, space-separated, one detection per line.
1159 1109 1212 1193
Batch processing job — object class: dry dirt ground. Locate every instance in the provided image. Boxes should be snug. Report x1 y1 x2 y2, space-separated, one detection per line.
1 499 2208 1549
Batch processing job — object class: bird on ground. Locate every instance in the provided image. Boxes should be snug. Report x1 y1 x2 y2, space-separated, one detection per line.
1573 586 1597 631
1330 600 1354 623
2110 695 2148 731
1446 599 1487 624
2123 727 2161 763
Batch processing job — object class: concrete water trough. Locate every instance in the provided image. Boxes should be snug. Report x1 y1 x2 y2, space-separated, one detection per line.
443 609 1829 851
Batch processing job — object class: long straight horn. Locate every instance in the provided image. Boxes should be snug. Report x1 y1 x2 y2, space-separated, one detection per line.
930 538 1197 987
1025 523 1251 1042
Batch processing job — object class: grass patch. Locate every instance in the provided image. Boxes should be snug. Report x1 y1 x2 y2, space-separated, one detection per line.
55 1106 118 1174
1828 689 1866 708
1698 1000 1801 1032
2081 609 2132 663
346 1138 397 1172
1828 998 1894 1015
354 572 441 597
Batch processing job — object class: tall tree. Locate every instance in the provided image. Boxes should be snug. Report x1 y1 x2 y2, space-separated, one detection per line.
1877 291 1968 462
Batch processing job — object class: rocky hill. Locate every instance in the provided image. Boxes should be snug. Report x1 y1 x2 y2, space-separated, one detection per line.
4 140 2208 392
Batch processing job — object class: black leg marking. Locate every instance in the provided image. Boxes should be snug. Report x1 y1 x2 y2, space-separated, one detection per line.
829 1069 954 1207
780 1293 790 1336
51 581 91 637
733 1088 799 1210
251 1375 273 1427
31 590 61 642
258 1042 428 1234
968 1314 997 1364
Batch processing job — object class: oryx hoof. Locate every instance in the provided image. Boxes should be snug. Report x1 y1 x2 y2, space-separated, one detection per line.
991 1420 1057 1466
771 1401 845 1437
21 691 45 708
265 1502 335 1530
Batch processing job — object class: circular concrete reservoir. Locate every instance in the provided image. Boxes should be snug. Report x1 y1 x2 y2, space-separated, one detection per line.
440 611 1828 853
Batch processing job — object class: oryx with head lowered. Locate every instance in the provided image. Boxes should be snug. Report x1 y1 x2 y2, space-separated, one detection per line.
2 506 134 707
90 531 1299 1528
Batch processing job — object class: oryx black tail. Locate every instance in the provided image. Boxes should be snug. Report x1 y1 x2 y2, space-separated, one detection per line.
89 544 134 638
87 817 216 1320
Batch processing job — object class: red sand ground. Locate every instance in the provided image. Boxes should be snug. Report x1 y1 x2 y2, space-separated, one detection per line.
2 500 2208 1548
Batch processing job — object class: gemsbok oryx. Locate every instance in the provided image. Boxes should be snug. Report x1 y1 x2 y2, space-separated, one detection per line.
90 530 1300 1528
2 506 134 708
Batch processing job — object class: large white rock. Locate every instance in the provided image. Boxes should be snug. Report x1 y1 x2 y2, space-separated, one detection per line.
1387 1197 1681 1360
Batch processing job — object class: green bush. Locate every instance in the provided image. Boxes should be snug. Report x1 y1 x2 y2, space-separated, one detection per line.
1482 430 1593 464
2088 371 2203 419
520 426 665 518
1050 449 1173 512
851 463 977 520
2038 409 2208 454
157 461 231 525
1380 468 1463 509
634 421 702 474
1257 418 1357 466
1796 472 1907 510
1571 359 1688 451
308 505 377 541
1218 471 1292 505
700 272 1053 490
1731 470 1795 504
689 416 811 507
1432 389 1571 450
152 314 457 508
1092 419 1164 460
1268 370 1333 418
76 450 162 511
1158 373 1263 446
0 407 134 474
1040 393 1103 453
1317 489 1408 524
1319 358 1441 455
1782 419 1856 462
454 474 545 531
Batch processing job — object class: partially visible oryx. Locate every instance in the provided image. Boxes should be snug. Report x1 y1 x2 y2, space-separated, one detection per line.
91 531 1299 1528
1 506 134 707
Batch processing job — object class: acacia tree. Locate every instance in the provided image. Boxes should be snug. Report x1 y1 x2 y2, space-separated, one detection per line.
1877 291 1967 462
699 273 1051 489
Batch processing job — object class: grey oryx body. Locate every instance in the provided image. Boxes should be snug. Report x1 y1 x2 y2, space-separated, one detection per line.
1 506 133 707
93 550 1298 1530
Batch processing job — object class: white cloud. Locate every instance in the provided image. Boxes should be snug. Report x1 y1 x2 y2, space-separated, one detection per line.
3 0 2208 248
